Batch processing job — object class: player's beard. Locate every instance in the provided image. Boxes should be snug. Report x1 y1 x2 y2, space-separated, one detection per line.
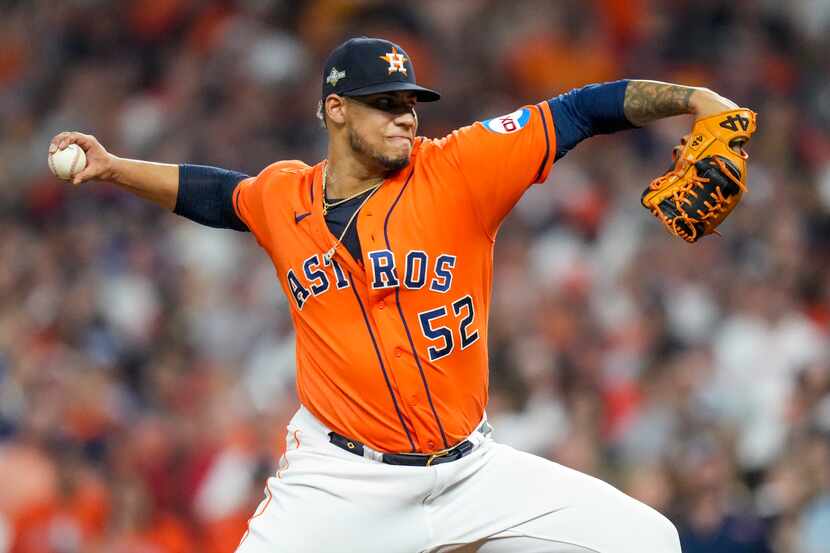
348 126 410 173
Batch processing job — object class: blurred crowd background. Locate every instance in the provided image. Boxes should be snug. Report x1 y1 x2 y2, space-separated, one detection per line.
2 0 830 552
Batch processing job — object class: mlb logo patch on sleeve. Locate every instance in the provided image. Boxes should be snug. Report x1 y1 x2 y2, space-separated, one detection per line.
481 108 531 134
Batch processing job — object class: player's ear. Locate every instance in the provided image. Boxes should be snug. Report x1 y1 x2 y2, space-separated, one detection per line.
326 95 347 126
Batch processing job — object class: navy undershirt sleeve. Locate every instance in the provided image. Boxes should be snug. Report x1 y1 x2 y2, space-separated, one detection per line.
174 164 250 231
548 80 636 161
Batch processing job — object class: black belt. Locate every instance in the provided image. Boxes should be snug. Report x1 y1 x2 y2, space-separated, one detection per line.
329 431 476 466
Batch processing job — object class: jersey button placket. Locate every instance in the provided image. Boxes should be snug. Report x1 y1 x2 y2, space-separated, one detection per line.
352 190 423 447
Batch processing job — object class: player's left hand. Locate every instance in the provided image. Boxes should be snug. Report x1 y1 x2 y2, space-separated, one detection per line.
689 88 739 119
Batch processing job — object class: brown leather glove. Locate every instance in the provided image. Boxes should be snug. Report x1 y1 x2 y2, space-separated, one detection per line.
641 109 757 243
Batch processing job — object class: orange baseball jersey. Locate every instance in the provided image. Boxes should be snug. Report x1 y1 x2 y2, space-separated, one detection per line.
233 101 556 453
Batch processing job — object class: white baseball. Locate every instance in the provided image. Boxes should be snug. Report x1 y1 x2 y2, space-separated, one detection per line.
48 143 87 181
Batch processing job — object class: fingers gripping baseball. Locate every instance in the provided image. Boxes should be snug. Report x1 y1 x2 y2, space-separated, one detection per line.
48 132 113 185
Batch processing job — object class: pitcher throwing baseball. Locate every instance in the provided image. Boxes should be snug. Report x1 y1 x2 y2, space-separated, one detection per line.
50 37 756 552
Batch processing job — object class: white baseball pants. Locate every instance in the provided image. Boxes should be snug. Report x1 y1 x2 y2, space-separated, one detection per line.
236 406 680 553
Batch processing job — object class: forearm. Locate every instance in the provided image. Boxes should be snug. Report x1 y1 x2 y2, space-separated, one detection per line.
108 156 179 210
548 80 741 160
623 80 738 127
104 157 248 230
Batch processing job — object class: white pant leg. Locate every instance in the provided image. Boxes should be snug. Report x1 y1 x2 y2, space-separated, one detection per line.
443 514 673 552
236 407 435 553
426 442 680 553
474 531 598 553
446 531 598 553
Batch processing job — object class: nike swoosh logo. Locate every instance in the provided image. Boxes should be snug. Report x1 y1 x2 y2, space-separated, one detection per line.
294 211 311 223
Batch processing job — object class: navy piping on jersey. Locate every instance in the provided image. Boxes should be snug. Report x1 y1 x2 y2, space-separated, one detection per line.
348 272 416 452
233 183 242 220
533 104 551 183
383 169 451 450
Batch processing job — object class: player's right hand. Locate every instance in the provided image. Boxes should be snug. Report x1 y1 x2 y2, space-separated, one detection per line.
49 131 115 186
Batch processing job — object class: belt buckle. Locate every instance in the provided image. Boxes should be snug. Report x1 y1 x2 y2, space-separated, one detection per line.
426 449 451 466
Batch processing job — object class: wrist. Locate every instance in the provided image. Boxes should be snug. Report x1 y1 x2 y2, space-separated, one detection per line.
105 154 125 182
689 88 739 119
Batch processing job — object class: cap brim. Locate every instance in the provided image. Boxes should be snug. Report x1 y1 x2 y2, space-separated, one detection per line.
342 81 440 102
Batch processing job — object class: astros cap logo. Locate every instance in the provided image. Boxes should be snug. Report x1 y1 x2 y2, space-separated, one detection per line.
379 47 408 75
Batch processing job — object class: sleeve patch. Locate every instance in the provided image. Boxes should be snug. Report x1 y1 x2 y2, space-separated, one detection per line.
481 108 531 134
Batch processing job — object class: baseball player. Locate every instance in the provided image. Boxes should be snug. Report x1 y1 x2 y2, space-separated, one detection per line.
50 37 754 553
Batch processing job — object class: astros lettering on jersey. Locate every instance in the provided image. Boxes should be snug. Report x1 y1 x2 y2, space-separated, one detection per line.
233 102 556 453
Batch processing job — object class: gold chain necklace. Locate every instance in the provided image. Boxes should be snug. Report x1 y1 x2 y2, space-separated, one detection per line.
321 164 383 263
322 165 382 215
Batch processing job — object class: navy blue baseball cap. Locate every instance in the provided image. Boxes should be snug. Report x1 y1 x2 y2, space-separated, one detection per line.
321 37 440 102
